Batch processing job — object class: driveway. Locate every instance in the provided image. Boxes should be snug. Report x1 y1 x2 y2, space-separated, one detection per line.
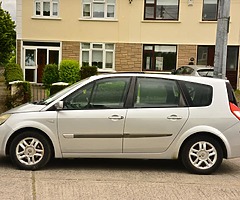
1 157 240 200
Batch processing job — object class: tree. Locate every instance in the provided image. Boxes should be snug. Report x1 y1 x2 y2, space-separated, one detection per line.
0 2 16 66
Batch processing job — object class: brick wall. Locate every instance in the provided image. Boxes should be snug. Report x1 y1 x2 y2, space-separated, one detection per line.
178 45 197 68
62 41 80 61
115 43 142 71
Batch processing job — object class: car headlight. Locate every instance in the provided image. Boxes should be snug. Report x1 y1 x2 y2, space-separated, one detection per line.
0 114 11 125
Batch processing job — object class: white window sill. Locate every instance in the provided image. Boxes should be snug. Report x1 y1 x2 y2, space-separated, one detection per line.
141 20 181 23
98 69 116 73
199 20 217 23
31 16 62 20
79 18 118 22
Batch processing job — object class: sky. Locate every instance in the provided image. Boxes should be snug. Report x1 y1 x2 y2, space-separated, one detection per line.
1 0 16 21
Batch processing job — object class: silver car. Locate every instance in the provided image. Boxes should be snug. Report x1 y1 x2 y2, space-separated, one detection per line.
0 73 239 174
172 65 214 77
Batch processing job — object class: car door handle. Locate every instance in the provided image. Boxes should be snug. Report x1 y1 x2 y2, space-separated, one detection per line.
108 115 124 120
167 115 182 120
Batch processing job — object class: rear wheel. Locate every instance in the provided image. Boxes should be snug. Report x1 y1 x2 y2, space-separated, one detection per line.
181 135 223 175
10 130 52 170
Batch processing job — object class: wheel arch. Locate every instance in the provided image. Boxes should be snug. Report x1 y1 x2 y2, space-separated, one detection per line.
178 132 228 159
6 127 55 158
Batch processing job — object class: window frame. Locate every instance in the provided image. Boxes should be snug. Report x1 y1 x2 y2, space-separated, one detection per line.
144 0 180 21
202 0 219 21
34 0 59 18
142 44 177 72
82 0 116 20
80 43 115 72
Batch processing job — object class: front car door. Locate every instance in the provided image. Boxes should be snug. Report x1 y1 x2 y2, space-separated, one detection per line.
123 77 189 153
58 77 131 154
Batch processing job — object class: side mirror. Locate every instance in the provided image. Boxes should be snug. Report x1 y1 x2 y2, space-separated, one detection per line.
54 101 64 110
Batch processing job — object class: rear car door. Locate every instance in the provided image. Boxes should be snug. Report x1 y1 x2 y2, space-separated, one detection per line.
58 77 131 153
123 77 189 153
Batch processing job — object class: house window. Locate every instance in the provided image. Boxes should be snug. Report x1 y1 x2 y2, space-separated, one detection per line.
202 0 218 21
34 0 59 17
144 0 179 20
81 43 115 71
143 45 177 71
82 0 116 19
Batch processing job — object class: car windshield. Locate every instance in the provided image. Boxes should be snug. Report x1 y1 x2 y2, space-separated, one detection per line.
35 78 90 105
197 69 213 77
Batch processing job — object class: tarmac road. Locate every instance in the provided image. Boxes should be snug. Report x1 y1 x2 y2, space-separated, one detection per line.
0 157 240 200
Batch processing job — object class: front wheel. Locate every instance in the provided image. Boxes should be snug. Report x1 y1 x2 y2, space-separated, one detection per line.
9 130 52 170
181 135 223 175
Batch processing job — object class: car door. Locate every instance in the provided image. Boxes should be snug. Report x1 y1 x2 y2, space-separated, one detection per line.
123 77 189 153
58 77 131 154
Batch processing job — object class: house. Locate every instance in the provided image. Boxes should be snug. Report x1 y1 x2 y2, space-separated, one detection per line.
16 0 240 89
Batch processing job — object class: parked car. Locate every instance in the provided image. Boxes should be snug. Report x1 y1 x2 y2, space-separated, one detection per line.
172 65 214 77
0 73 239 174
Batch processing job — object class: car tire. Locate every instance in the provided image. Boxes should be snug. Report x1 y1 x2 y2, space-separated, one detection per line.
181 135 223 175
9 130 52 170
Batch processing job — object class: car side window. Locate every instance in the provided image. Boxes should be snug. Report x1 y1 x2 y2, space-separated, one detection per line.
63 77 131 110
180 81 213 107
134 78 180 108
63 83 94 110
175 66 194 75
184 67 194 74
175 67 184 74
91 77 130 109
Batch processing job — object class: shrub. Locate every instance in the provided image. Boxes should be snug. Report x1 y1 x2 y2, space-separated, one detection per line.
80 65 98 80
4 63 23 85
5 81 31 109
59 60 80 84
42 64 59 88
50 85 68 96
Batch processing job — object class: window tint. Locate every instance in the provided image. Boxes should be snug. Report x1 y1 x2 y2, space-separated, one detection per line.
91 78 130 109
63 83 94 110
180 81 212 107
197 69 213 77
134 78 180 108
64 77 130 110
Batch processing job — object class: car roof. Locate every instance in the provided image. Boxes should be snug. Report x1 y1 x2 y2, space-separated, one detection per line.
88 72 227 85
181 65 214 70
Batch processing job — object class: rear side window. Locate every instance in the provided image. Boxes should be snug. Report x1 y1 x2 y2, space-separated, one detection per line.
180 81 212 107
226 82 238 106
134 78 180 108
197 69 213 77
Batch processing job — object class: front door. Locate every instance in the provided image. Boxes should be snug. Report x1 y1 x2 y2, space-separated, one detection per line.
58 77 131 153
37 49 47 83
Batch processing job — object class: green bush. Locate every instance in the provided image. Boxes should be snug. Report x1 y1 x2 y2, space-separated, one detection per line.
59 60 80 84
42 64 59 88
4 63 23 85
50 85 68 96
80 65 98 80
5 81 31 109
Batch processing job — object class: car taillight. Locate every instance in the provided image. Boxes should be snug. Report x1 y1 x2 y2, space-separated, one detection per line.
230 102 240 120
